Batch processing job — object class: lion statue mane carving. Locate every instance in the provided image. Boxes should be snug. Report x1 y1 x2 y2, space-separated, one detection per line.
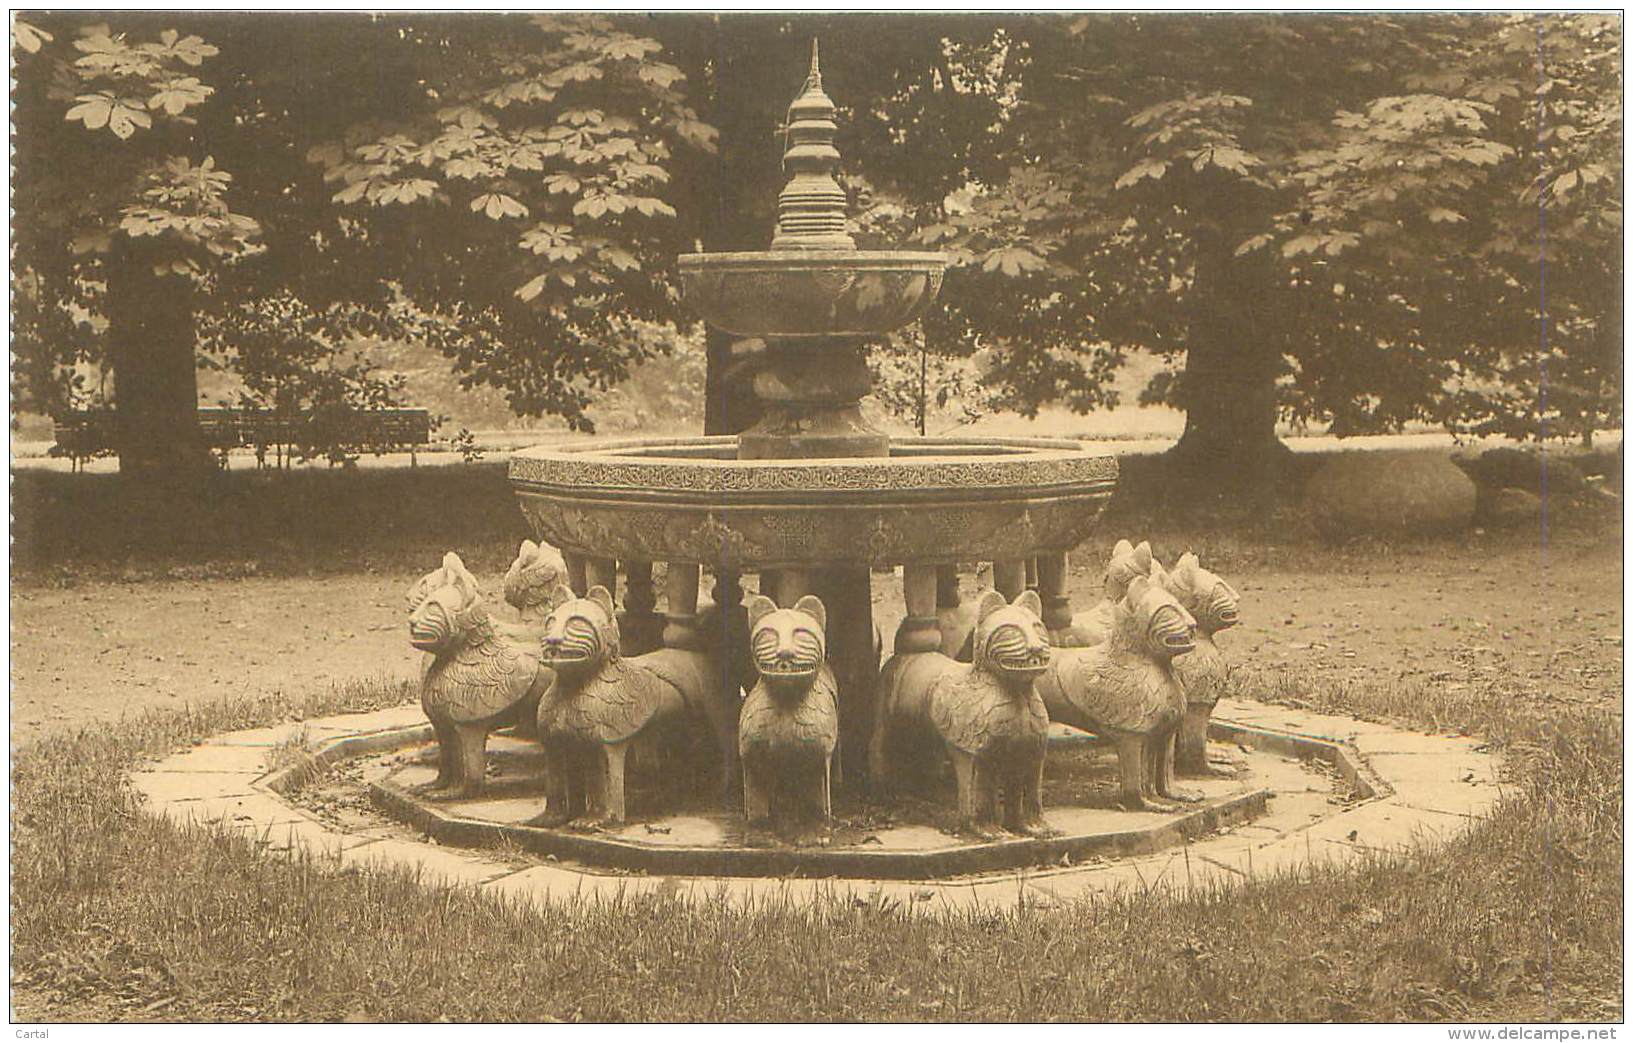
1160 552 1240 775
1036 574 1201 811
407 552 553 799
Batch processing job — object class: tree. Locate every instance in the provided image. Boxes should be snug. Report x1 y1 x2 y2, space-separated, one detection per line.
18 13 1614 487
12 13 724 473
11 13 438 479
12 16 257 477
1432 15 1622 447
303 14 720 430
197 291 409 467
902 13 1621 494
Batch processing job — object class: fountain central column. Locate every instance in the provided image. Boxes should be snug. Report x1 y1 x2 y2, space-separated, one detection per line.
737 42 886 466
744 44 882 786
679 40 947 791
739 338 882 461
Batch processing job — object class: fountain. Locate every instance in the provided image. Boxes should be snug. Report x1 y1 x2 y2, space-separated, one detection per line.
509 42 1117 798
355 41 1296 874
123 43 1508 904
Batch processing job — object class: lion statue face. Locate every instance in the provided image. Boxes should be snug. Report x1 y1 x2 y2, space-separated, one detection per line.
746 594 826 697
538 584 619 678
972 589 1051 681
407 552 486 654
1102 539 1155 600
1163 552 1239 635
406 551 460 617
1117 575 1197 660
503 539 568 621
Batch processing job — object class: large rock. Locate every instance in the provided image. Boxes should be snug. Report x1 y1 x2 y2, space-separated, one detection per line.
1479 487 1544 527
1454 446 1589 498
1305 450 1477 539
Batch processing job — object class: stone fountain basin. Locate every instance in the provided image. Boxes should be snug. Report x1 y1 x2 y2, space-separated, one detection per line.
360 727 1296 879
509 436 1118 569
676 250 946 338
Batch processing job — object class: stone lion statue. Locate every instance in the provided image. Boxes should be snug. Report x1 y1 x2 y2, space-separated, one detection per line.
872 589 1057 840
1052 538 1155 647
1035 574 1199 811
529 584 736 829
502 539 568 627
406 552 553 800
737 593 839 843
1161 552 1240 776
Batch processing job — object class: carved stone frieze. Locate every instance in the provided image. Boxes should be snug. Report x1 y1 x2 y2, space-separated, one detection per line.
510 436 1118 569
760 511 822 557
510 436 1117 495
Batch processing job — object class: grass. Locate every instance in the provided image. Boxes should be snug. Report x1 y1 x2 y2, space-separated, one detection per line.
11 665 1622 1022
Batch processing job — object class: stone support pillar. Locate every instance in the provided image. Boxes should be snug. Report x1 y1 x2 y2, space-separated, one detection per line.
662 562 703 650
814 565 875 792
1036 552 1074 631
769 568 815 606
620 560 663 656
565 553 588 596
993 559 1026 601
895 564 941 653
586 557 617 598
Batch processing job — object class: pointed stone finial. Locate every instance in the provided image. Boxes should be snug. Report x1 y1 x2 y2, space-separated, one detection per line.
772 37 854 250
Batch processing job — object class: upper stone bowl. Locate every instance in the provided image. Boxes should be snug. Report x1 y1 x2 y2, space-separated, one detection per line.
676 250 947 338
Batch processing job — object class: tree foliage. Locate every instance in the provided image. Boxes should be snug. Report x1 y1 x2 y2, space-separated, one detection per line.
197 292 410 466
11 12 1620 476
901 14 1621 451
12 16 246 425
302 14 718 428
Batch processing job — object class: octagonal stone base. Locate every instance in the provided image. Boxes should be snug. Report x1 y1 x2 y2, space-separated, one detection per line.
127 697 1504 906
365 731 1278 878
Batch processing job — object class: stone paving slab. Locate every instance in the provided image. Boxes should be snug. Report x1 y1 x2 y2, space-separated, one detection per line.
303 703 426 736
201 722 356 748
255 817 390 859
1386 777 1505 820
1349 731 1487 759
1363 748 1498 787
1299 800 1465 853
149 743 275 774
157 791 312 830
131 769 261 805
1213 700 1412 743
126 698 1505 912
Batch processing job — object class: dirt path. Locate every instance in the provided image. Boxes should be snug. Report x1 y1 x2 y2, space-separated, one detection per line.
10 534 1622 749
1230 538 1622 708
10 575 421 749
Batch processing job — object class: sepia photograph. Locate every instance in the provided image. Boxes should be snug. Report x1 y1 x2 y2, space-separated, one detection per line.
7 8 1624 1028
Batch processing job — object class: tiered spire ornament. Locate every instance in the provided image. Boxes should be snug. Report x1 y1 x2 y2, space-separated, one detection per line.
772 40 855 250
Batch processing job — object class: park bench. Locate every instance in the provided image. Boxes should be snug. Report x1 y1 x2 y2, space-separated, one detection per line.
51 406 434 470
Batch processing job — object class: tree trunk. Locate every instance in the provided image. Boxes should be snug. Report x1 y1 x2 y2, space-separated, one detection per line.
105 245 212 482
1168 228 1295 503
696 23 783 437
